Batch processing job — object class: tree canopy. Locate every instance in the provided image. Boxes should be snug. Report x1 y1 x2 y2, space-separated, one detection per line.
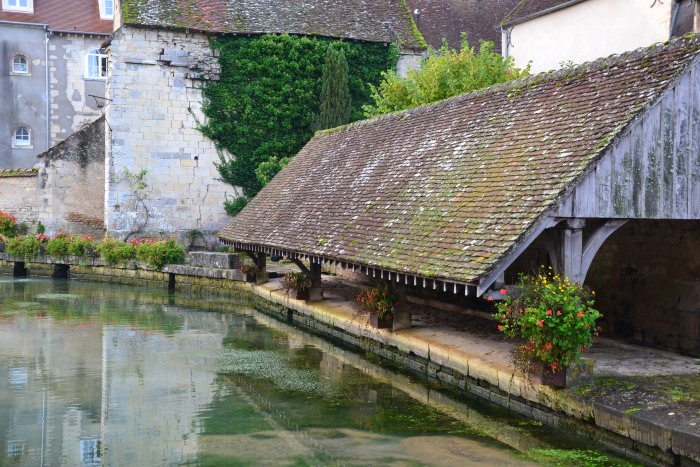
363 39 529 118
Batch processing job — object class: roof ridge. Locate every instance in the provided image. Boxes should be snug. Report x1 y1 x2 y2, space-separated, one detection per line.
328 33 700 135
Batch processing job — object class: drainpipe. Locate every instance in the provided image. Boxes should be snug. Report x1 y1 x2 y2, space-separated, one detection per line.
670 0 682 38
44 25 50 151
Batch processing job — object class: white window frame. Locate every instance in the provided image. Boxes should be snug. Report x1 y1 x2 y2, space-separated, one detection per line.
98 0 113 19
2 0 33 13
12 126 31 148
85 49 108 80
11 55 28 75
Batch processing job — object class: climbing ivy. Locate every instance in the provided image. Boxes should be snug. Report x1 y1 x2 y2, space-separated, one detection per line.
199 34 398 215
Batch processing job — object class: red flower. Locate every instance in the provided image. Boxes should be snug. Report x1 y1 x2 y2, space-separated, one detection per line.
557 310 562 316
536 319 544 328
500 288 507 295
487 296 494 302
577 312 584 318
546 309 552 316
497 325 503 331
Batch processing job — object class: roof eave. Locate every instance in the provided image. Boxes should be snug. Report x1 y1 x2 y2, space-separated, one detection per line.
501 0 587 29
219 239 481 296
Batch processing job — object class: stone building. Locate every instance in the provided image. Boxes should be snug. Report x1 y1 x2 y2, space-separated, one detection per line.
501 0 700 73
219 35 700 355
104 0 424 241
0 0 113 168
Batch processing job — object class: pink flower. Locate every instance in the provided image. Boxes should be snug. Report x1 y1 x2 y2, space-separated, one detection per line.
487 296 494 301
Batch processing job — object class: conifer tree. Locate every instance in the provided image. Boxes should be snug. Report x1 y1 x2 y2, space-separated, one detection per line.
314 44 351 130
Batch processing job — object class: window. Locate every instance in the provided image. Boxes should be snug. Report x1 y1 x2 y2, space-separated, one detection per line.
11 55 28 74
13 126 31 147
2 0 33 13
98 0 113 19
85 49 108 79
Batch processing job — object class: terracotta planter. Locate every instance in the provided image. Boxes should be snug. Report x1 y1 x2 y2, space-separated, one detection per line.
529 360 567 387
289 288 310 300
370 313 392 329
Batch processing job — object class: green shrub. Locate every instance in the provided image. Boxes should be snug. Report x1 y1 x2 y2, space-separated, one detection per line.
96 237 135 265
67 234 96 257
133 238 186 269
6 234 45 261
45 232 72 258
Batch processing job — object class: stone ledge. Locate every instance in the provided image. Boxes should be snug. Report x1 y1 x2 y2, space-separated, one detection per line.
187 251 238 269
164 264 244 281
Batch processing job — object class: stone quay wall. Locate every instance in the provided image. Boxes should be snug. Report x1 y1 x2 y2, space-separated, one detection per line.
0 251 694 465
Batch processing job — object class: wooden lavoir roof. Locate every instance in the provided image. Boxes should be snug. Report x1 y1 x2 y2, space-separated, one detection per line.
218 35 700 294
120 0 425 49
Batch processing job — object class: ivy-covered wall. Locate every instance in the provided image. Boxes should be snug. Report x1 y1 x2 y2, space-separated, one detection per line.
199 34 399 213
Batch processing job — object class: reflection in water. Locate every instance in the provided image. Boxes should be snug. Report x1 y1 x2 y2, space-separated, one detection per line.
0 279 635 466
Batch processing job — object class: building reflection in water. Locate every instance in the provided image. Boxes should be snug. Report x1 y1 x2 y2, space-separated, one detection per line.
0 291 226 466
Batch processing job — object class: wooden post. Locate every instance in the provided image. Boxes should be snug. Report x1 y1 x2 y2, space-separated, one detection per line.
309 261 323 301
392 282 411 331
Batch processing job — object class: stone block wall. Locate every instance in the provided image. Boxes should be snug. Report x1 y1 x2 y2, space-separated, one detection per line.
0 118 105 235
586 220 700 356
105 26 229 242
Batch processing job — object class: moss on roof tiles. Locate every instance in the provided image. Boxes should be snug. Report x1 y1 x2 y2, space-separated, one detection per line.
218 35 700 284
120 0 424 49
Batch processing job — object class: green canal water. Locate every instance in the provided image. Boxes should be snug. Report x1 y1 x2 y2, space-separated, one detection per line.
0 278 638 466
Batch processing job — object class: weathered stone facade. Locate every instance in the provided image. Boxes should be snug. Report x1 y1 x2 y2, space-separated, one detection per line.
105 26 228 241
0 117 105 235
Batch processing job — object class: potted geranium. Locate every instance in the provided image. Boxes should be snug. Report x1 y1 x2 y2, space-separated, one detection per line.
356 284 398 329
281 271 312 300
494 268 601 387
239 262 258 283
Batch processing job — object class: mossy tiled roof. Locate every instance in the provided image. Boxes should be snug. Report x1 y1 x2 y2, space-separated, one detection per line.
218 35 700 286
501 0 583 27
121 0 425 49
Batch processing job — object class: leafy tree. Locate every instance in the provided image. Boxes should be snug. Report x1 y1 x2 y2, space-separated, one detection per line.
313 44 351 131
363 38 528 117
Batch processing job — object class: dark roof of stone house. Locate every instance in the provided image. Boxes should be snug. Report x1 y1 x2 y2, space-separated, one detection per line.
0 0 112 34
501 0 585 27
120 0 425 50
406 0 520 51
218 35 700 290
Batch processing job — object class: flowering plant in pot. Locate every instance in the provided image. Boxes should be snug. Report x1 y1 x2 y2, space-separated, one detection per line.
494 268 601 386
281 271 312 299
239 262 258 282
356 284 398 328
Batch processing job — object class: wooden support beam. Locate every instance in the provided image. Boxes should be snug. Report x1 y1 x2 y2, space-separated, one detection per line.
289 258 310 275
545 218 626 284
